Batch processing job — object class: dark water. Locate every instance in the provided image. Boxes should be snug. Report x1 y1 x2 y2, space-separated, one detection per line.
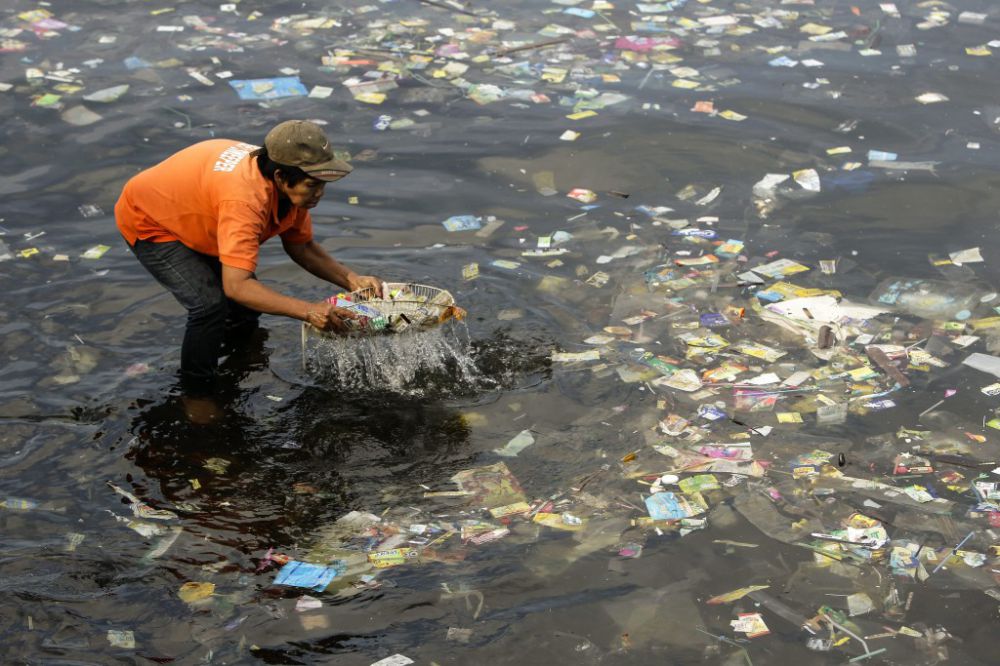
5 0 1000 663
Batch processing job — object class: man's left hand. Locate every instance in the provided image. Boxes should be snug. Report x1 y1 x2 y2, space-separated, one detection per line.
349 275 384 297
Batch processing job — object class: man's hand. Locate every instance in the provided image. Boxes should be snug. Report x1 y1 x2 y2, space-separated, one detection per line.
349 275 384 298
306 302 359 333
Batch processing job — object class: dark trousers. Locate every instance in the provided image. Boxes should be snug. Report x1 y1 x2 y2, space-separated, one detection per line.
131 239 260 393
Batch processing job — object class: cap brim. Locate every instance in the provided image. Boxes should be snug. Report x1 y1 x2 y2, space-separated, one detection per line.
303 158 354 181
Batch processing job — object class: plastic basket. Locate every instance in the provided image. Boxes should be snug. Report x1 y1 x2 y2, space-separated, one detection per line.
303 282 465 340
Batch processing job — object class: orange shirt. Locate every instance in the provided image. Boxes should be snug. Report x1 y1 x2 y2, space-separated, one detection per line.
115 139 313 272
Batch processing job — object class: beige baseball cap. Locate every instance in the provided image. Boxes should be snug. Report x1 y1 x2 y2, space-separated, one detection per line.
264 120 353 181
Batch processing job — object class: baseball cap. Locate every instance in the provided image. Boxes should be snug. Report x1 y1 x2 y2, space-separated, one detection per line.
264 120 353 181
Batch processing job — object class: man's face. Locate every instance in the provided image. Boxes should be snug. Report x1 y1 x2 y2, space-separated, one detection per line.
276 172 344 209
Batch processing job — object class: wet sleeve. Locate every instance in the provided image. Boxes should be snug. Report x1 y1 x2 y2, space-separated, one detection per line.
217 200 266 272
279 210 313 245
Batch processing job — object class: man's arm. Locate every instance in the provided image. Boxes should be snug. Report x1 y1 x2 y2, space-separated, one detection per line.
282 238 382 294
221 265 356 332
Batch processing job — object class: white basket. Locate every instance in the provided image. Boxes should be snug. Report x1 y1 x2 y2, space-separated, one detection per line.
302 282 465 341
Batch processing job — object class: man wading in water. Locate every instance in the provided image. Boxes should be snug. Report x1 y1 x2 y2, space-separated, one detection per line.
115 120 381 421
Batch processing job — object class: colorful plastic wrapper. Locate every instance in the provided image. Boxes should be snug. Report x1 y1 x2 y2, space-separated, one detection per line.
450 462 526 508
644 491 705 520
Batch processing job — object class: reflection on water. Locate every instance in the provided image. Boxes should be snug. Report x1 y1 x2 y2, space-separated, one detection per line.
5 0 1000 663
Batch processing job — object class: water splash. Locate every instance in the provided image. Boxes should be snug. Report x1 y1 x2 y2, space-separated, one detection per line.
303 321 485 396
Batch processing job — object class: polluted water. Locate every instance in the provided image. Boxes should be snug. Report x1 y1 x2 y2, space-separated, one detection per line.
7 0 1000 664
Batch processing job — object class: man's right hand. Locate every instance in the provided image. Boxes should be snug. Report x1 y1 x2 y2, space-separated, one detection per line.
221 265 365 333
306 302 359 333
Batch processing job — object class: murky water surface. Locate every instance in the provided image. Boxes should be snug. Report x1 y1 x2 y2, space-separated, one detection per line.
5 0 1000 663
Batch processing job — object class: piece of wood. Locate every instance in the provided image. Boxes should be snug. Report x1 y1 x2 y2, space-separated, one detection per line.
495 37 571 57
866 345 910 388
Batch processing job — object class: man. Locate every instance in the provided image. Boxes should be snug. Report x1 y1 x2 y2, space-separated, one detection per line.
115 119 381 398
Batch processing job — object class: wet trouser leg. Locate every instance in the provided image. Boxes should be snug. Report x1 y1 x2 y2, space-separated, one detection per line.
223 296 263 349
131 239 259 393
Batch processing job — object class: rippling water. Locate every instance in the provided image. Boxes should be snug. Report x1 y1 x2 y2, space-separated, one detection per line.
5 0 1000 663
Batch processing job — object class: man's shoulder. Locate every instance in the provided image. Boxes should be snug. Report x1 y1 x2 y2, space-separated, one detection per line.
184 139 259 169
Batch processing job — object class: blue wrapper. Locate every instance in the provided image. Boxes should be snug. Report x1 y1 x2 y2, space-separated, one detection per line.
274 560 344 592
442 215 482 232
229 76 308 101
